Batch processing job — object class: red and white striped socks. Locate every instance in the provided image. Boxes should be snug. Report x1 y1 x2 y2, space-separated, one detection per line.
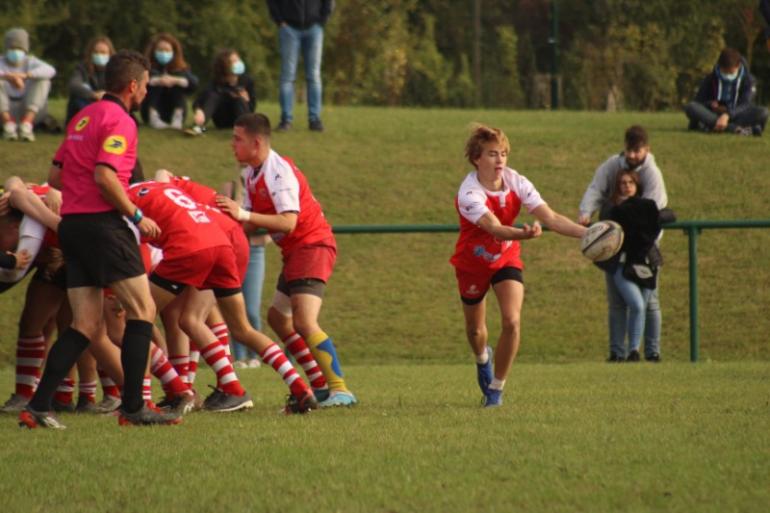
55 377 75 406
15 335 45 398
78 380 97 404
150 345 190 397
283 332 328 391
260 343 310 398
98 369 121 400
189 345 200 385
200 339 245 396
209 322 232 360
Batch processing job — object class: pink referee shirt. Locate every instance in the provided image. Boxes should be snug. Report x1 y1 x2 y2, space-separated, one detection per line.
53 95 138 215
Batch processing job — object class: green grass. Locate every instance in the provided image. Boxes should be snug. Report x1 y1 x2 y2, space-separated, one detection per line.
2 101 768 364
0 362 768 513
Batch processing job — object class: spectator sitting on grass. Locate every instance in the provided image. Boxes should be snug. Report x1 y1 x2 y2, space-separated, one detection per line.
66 36 115 124
684 47 768 136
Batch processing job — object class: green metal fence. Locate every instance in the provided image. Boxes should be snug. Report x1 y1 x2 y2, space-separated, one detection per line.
331 220 770 362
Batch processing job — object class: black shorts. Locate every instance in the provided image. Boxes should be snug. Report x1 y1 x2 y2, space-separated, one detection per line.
59 212 145 288
461 266 524 305
276 273 326 298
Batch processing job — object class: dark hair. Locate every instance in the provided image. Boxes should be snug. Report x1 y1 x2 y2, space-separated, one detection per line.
213 48 238 84
624 125 649 150
145 32 189 72
611 169 642 205
105 50 150 93
718 48 742 70
83 35 115 76
234 113 271 137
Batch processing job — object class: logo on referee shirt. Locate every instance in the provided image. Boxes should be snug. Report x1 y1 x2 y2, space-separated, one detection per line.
75 116 90 132
103 135 127 155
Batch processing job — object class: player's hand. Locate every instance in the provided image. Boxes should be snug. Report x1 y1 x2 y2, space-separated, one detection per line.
521 222 542 240
715 113 729 131
7 73 25 89
44 188 62 215
577 213 591 226
36 246 64 280
137 216 161 238
215 195 240 219
9 250 32 270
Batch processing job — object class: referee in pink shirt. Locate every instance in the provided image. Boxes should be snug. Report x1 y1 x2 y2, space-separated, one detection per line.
19 51 179 429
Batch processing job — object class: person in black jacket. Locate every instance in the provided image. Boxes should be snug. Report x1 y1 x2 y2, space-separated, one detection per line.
140 33 198 130
267 0 334 132
684 47 768 136
186 49 256 135
599 170 674 363
66 36 115 124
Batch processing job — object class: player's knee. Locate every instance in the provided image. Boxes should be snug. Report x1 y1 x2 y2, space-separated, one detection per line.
465 325 486 341
500 316 520 335
292 317 320 339
71 319 102 340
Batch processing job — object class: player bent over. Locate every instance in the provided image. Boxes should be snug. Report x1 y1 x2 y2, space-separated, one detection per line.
217 113 357 407
450 124 587 407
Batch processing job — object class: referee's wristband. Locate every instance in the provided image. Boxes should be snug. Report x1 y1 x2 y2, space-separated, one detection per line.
237 207 251 222
130 208 144 225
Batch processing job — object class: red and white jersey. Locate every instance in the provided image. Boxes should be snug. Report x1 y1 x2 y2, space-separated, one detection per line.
450 168 545 272
127 181 230 261
241 149 334 256
27 183 59 249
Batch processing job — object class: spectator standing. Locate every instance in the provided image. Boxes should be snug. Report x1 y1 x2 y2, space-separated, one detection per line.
684 47 769 136
267 0 334 132
578 126 668 362
66 36 115 123
186 49 256 136
141 33 198 130
1 27 56 142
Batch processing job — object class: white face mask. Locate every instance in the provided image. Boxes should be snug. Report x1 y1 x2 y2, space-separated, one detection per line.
723 72 738 81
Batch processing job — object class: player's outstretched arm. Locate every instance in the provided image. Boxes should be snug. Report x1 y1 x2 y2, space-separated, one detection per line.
477 212 542 241
532 204 587 239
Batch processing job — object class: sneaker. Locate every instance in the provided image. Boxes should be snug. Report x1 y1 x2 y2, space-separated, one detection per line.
19 406 66 429
233 360 248 369
117 402 182 426
313 388 330 402
75 395 100 414
752 125 763 137
483 388 503 408
170 109 184 130
183 125 206 136
157 392 196 415
318 390 357 408
202 386 225 410
190 388 204 411
19 122 35 142
645 352 661 363
626 349 641 362
148 109 168 130
284 390 319 414
52 398 76 413
735 126 753 136
0 393 29 413
476 346 493 395
607 352 625 363
93 395 122 414
309 119 324 132
276 120 292 132
3 121 18 141
204 391 253 413
247 358 261 368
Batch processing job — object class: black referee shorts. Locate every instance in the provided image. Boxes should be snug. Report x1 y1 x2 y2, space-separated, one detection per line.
58 211 145 289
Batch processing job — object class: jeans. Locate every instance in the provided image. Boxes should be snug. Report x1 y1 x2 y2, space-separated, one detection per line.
279 23 324 124
231 245 265 361
684 101 769 132
605 269 661 357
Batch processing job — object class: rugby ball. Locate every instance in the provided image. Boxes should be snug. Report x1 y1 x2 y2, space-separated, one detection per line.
581 221 624 262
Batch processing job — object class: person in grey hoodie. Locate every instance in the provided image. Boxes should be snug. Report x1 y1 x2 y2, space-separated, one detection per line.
684 47 768 136
578 126 668 362
0 27 56 142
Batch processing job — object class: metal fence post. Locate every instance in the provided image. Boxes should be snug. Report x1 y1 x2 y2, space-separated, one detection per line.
686 225 700 362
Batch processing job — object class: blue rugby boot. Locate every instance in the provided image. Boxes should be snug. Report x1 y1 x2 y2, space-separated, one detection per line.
476 346 493 395
482 388 503 408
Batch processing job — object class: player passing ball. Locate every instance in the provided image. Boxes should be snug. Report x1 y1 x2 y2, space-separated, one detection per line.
450 124 587 407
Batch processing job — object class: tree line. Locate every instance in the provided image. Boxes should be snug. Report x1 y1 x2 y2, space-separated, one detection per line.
2 0 768 110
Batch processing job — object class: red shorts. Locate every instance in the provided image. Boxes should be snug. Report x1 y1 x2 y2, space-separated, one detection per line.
155 245 241 290
226 226 249 283
282 241 336 283
454 266 523 303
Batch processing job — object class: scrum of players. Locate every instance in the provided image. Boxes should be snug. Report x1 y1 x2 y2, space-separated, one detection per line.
0 161 356 427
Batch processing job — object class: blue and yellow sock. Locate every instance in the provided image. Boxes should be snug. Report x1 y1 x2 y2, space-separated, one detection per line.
307 331 348 392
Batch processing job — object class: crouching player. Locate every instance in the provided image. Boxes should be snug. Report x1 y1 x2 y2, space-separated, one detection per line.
451 124 587 407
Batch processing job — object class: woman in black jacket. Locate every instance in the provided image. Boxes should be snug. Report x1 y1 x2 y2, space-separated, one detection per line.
186 49 255 135
66 36 114 123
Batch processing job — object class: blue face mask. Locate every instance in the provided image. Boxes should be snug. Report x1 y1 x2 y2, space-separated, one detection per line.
723 71 738 81
92 53 109 67
231 60 245 75
154 50 173 65
5 49 25 64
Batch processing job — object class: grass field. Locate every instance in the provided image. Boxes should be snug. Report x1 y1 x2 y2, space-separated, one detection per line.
0 362 768 513
0 102 768 511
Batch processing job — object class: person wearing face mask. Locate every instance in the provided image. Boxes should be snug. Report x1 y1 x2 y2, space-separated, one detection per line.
141 33 198 130
684 47 769 136
578 126 668 363
186 49 256 136
0 27 56 142
66 36 115 124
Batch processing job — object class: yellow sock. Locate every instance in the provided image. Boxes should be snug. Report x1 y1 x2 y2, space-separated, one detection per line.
307 331 348 392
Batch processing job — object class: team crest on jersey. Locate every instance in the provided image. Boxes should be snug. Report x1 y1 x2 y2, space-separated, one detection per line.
137 187 150 197
103 135 127 155
75 116 90 132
